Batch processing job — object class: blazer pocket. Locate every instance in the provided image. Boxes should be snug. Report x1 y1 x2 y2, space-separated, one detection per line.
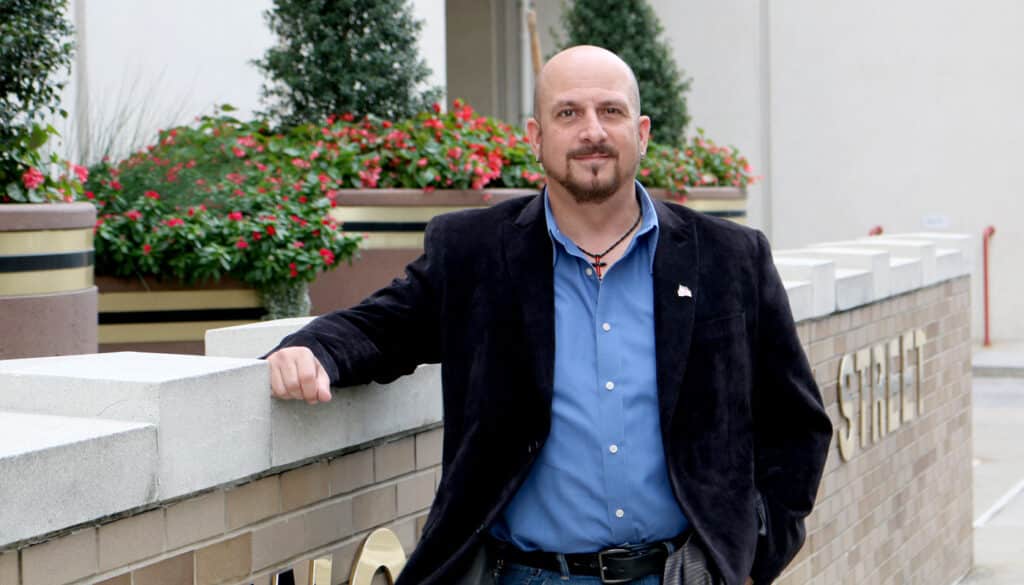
693 312 746 343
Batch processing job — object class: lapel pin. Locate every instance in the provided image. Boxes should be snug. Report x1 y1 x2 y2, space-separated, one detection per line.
677 285 692 298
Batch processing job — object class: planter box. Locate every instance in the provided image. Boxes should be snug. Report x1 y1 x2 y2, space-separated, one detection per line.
311 187 746 313
90 187 745 355
97 275 264 355
0 203 97 358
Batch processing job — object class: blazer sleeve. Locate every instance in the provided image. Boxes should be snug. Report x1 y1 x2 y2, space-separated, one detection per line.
265 216 445 387
748 231 833 584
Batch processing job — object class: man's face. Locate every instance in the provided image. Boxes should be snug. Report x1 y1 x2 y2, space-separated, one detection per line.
527 53 650 204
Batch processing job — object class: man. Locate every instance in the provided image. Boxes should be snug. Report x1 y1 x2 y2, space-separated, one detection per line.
266 46 832 585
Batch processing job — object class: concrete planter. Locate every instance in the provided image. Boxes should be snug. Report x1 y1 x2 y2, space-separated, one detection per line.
97 275 263 355
310 187 746 312
0 202 97 359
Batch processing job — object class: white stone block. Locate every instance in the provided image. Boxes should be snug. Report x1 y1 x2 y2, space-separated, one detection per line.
774 257 836 317
271 364 443 467
777 247 888 299
835 268 874 310
849 239 938 285
783 280 814 323
206 317 315 358
883 232 975 271
0 412 157 547
890 257 924 295
0 352 271 499
935 248 966 280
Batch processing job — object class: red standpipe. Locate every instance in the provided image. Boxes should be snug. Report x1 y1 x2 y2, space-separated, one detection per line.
983 226 996 347
868 225 884 236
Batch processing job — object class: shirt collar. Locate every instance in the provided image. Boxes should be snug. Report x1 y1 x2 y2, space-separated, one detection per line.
543 180 660 273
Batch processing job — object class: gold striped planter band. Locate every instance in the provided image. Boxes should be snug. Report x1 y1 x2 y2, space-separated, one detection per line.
98 287 263 344
0 228 95 297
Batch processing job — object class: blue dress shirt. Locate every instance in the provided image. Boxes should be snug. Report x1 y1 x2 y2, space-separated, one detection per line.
491 182 689 552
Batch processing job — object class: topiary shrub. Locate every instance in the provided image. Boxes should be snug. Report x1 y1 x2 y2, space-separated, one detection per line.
559 0 691 147
254 0 442 128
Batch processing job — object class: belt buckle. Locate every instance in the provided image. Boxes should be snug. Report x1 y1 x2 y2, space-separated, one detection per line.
597 548 633 584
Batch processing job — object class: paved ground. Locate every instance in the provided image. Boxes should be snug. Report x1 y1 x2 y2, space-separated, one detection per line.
962 342 1024 584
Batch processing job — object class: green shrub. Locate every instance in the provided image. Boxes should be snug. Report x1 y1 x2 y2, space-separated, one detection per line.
560 0 691 147
255 0 442 128
0 0 81 202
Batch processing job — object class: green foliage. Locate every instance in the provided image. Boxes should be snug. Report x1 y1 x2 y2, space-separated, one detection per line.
0 0 77 201
254 0 442 128
560 0 691 146
85 110 362 291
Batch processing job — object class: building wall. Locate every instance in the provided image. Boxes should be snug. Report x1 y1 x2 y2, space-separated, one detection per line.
779 277 973 584
1 426 442 585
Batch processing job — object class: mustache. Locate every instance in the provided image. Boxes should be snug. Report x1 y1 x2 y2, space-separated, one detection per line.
567 144 618 158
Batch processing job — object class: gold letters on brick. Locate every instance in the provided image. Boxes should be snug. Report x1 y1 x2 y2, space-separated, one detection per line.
836 329 927 461
349 528 408 585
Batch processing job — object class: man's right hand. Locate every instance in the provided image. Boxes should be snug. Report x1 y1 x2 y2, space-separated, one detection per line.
266 347 332 404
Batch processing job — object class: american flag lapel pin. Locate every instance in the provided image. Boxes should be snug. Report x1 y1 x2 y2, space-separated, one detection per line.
677 284 692 298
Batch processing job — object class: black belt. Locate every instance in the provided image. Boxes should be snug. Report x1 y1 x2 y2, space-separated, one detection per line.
490 533 688 584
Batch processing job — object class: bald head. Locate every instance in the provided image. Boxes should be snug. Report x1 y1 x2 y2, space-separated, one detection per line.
533 45 641 123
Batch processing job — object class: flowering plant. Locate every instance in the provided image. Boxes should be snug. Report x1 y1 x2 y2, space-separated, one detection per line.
1 123 87 203
641 129 759 195
86 111 361 305
85 102 757 312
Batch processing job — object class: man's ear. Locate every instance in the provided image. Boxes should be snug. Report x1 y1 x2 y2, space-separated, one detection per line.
526 117 542 160
638 115 652 155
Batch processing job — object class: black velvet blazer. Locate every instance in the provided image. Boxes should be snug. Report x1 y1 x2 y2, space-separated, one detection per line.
271 193 832 585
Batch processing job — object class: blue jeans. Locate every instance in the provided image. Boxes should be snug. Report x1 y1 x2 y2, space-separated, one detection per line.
495 561 662 584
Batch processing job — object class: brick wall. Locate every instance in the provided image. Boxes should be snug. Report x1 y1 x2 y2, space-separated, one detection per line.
776 276 973 585
1 426 442 585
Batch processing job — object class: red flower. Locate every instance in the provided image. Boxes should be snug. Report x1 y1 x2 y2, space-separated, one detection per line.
70 164 88 183
291 158 311 169
265 225 277 236
164 218 185 227
144 190 160 200
382 120 392 128
232 146 246 158
447 147 462 159
21 167 45 190
228 211 243 221
417 158 428 167
142 244 152 255
293 241 305 248
432 103 442 114
341 112 355 122
319 248 335 265
85 191 95 200
235 239 249 249
252 231 262 241
124 209 143 221
288 262 299 278
111 180 123 191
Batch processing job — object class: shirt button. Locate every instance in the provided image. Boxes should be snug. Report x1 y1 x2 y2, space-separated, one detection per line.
602 322 611 332
609 444 619 454
585 267 594 276
605 381 615 391
615 509 625 518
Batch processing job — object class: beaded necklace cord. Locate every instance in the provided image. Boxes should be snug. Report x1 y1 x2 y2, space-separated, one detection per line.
575 204 643 279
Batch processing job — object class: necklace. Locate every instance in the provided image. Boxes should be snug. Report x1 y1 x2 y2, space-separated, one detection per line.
575 204 643 279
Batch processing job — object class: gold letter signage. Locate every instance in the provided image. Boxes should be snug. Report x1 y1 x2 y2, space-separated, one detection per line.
836 328 926 461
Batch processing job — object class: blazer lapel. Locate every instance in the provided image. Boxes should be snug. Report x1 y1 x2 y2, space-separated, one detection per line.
652 200 698 433
503 195 555 406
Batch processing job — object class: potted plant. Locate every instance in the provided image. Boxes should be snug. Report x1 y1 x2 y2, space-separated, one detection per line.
0 0 97 359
